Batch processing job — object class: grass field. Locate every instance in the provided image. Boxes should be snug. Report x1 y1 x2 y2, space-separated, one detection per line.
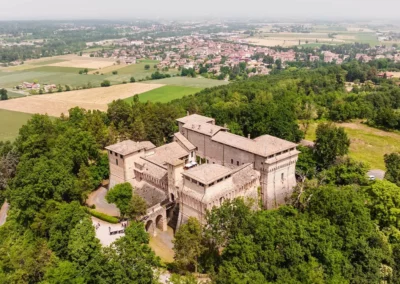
145 77 229 88
27 66 94 73
124 85 202 103
116 62 159 75
304 121 400 170
0 109 32 141
0 70 109 88
110 62 179 82
6 90 26 98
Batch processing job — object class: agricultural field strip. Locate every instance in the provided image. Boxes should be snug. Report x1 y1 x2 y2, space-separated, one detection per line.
0 83 164 117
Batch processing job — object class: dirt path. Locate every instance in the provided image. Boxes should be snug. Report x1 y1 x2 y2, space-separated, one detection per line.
0 201 9 226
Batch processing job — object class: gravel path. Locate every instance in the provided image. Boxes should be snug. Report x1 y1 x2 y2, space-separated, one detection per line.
86 187 119 216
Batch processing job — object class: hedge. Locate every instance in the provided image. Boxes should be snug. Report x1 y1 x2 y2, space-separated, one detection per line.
85 207 119 224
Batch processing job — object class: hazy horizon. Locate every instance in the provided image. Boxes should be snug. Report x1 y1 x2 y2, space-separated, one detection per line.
1 0 400 22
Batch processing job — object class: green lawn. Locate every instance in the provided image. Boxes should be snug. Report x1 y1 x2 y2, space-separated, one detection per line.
124 85 203 103
137 59 160 64
6 90 26 98
304 121 400 170
0 71 109 88
145 77 230 88
115 62 159 75
109 61 179 82
26 66 94 74
0 109 32 142
354 33 379 46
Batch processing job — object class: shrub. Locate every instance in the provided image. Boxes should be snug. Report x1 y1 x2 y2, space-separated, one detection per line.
101 80 111 87
85 208 119 223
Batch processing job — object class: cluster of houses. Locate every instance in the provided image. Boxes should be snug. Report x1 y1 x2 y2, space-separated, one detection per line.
84 33 400 80
18 82 57 93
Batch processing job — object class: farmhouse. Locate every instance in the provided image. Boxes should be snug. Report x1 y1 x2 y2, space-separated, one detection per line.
106 114 299 235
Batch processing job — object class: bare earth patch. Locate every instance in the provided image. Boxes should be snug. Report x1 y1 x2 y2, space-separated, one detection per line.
0 83 164 117
49 59 115 69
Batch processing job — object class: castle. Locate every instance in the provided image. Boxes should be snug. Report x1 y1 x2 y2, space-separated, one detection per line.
106 114 299 235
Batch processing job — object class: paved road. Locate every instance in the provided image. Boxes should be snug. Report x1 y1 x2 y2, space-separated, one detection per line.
86 187 119 216
0 201 9 226
367 169 385 180
91 216 125 247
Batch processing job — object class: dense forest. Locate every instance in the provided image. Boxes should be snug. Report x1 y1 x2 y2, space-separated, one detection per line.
2 62 400 282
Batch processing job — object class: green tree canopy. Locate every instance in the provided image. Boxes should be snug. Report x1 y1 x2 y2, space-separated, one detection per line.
106 183 133 218
314 122 350 168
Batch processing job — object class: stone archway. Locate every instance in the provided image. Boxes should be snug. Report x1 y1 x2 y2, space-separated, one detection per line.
145 220 155 236
156 215 164 230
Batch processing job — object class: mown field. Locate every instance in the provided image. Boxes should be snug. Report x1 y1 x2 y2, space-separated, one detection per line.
124 85 202 103
305 121 400 170
0 109 32 142
0 57 181 89
252 25 380 47
27 66 94 73
145 77 229 88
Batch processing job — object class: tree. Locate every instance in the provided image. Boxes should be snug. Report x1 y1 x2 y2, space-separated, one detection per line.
275 59 282 70
101 80 111 87
0 89 7 100
44 261 85 284
314 123 350 168
47 201 87 258
68 217 101 266
130 76 136 83
173 217 205 273
320 157 369 186
363 180 400 230
131 117 146 141
127 193 147 221
144 64 150 70
103 221 159 283
385 152 400 186
112 70 118 75
76 165 96 200
106 182 133 218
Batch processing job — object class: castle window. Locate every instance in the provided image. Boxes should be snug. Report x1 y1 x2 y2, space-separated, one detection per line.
120 154 123 159
199 182 205 187
231 159 233 164
109 151 112 155
191 152 194 158
281 173 284 181
237 161 239 166
114 152 118 157
116 159 118 166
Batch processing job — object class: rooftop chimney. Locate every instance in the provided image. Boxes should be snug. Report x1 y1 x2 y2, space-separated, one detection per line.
248 133 251 139
187 111 190 116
